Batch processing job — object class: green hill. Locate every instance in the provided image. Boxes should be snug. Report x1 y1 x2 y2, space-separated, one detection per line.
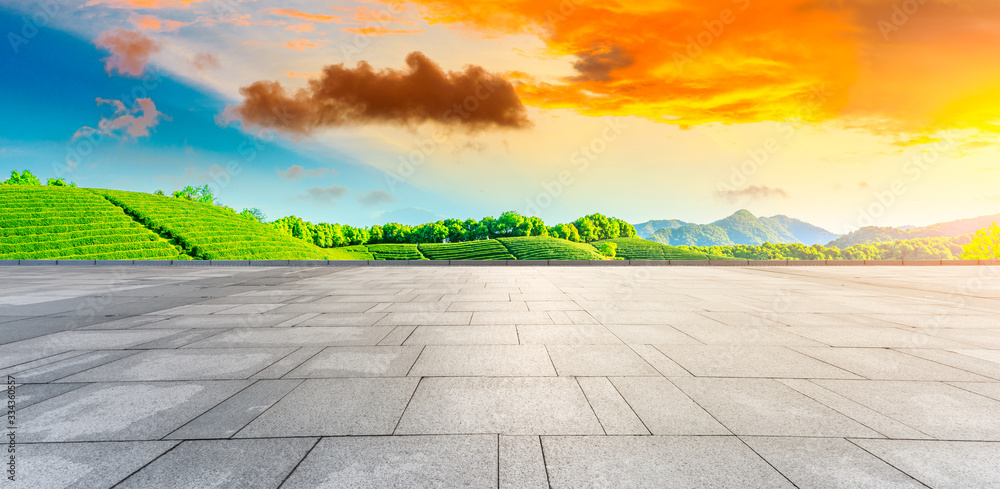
829 213 1000 248
591 238 715 260
633 219 693 239
0 186 188 260
418 240 515 260
647 225 734 247
642 210 840 247
497 236 604 260
91 189 370 260
759 215 840 246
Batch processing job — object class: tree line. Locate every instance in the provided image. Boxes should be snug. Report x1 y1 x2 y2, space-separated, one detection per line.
690 236 972 261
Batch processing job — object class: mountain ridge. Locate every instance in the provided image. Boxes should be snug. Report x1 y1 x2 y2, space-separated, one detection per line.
634 210 839 246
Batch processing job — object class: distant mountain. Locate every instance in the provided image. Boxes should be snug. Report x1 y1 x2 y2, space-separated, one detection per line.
639 210 840 247
633 219 693 239
828 213 1000 248
760 215 840 246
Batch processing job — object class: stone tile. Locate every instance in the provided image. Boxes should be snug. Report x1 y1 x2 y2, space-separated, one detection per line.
286 346 422 377
949 382 1000 402
516 325 622 344
60 348 294 382
167 379 302 439
778 379 932 439
605 325 701 344
131 328 228 349
672 323 825 346
814 380 1000 440
500 435 548 489
148 304 241 315
610 377 729 435
6 382 87 409
927 329 1000 349
236 378 418 437
270 302 379 314
629 344 692 376
409 345 556 377
471 311 554 325
793 346 991 381
117 438 317 489
577 377 649 435
950 348 1000 364
210 303 286 314
657 345 860 379
526 301 582 311
184 327 394 348
19 381 251 442
297 313 388 327
542 436 793 488
135 314 299 329
79 315 168 330
282 435 497 489
404 325 519 345
851 439 1000 489
17 441 178 488
14 350 141 383
448 301 528 312
671 377 881 437
376 312 472 326
395 377 604 435
783 326 970 348
742 437 925 489
547 345 659 376
251 347 323 379
564 310 600 325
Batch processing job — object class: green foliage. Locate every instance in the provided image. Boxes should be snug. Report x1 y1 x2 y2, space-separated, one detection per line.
172 185 216 205
2 170 41 186
691 236 970 261
367 243 425 260
599 242 617 258
961 223 1000 259
498 236 604 260
592 238 713 260
0 187 187 260
240 208 267 223
46 178 76 187
91 189 361 260
418 240 515 260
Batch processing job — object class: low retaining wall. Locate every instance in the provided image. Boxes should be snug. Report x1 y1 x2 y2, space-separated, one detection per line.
1 259 998 267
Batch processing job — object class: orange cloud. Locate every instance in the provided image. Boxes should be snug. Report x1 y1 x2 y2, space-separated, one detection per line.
397 0 1000 137
85 0 203 9
130 14 189 31
284 39 330 51
341 27 424 36
192 52 219 71
267 8 345 23
286 72 321 78
74 98 164 141
94 29 159 77
286 23 316 33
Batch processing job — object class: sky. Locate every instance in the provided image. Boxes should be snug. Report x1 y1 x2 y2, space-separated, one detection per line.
1 0 998 233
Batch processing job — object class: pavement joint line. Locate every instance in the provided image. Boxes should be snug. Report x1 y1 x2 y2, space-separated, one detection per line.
843 438 935 489
275 437 323 489
734 434 802 489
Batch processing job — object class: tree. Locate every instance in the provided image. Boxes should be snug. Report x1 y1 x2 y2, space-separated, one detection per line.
961 223 1000 259
240 208 267 222
172 185 215 205
1 170 41 186
46 178 76 187
600 242 617 258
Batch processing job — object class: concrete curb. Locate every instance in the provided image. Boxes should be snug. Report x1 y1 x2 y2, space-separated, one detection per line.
1 259 996 267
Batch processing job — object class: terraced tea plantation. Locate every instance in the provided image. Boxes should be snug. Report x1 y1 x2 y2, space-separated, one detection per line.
92 189 366 260
498 236 604 260
367 243 426 260
0 187 187 260
418 240 515 260
592 238 714 260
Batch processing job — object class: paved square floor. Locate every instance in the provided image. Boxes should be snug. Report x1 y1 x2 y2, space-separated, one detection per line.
2 265 1000 487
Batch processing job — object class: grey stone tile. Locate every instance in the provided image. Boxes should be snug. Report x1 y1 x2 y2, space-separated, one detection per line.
167 379 302 439
577 377 649 435
79 315 168 330
656 345 860 379
184 327 395 348
210 303 286 314
6 382 87 409
671 377 881 437
898 348 1000 380
526 301 582 311
778 379 932 439
17 441 178 489
59 348 294 382
547 345 659 376
742 437 925 489
793 346 991 381
409 345 556 377
282 435 497 489
270 302 379 314
19 381 251 441
297 313 388 327
471 311 554 325
404 325 519 345
377 325 416 345
286 346 422 377
148 304 242 315
0 330 183 367
131 328 228 349
237 344 313 378
117 438 317 489
814 380 1000 440
500 435 548 489
629 344 692 376
516 325 622 344
376 312 472 326
395 377 604 435
542 435 794 488
236 378 419 437
605 324 701 345
949 382 1000 402
610 376 729 435
851 439 1000 489
15 350 141 383
135 314 300 329
448 301 528 312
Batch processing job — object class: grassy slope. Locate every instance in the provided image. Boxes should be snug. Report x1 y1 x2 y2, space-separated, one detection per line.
498 236 604 260
0 186 187 260
91 189 372 260
418 240 515 260
367 243 426 260
592 238 714 260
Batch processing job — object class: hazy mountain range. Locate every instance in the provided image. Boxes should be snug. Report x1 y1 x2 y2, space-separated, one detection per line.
634 210 1000 247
